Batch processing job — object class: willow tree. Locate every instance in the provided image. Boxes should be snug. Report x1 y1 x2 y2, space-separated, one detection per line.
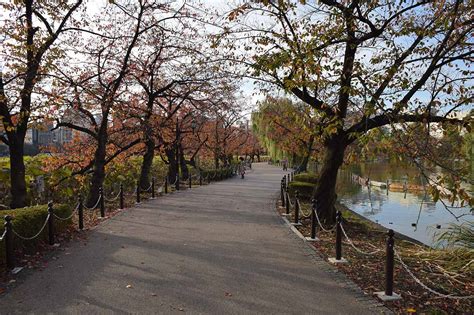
221 0 473 223
252 96 321 171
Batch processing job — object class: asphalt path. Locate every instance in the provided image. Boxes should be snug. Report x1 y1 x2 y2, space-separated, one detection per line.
0 163 386 314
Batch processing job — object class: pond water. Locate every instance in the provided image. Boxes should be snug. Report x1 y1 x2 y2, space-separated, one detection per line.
333 163 473 247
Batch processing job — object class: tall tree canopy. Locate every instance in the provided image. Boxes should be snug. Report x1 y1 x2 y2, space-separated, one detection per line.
218 0 473 222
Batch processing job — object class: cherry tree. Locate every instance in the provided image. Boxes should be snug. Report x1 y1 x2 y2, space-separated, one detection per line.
53 0 167 207
0 0 83 208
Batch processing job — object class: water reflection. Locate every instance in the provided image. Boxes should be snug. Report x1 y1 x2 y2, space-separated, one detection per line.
336 166 472 247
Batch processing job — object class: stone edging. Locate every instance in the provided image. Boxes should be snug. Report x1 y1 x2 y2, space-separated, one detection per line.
271 193 393 315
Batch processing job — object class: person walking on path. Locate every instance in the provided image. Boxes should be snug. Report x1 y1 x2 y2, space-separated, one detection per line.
282 158 288 171
238 156 246 178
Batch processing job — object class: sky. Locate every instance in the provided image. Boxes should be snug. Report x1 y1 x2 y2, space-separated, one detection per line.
4 1 469 117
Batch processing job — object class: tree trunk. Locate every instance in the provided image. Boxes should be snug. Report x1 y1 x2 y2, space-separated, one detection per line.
139 137 155 189
179 144 189 180
292 152 297 168
298 155 310 172
9 139 27 209
87 133 107 208
299 135 315 172
214 154 219 169
313 134 347 225
165 147 178 182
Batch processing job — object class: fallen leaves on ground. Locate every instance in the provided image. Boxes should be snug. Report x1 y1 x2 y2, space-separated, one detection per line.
277 202 474 314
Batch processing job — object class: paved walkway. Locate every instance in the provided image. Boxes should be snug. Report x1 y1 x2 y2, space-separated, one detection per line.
1 163 386 314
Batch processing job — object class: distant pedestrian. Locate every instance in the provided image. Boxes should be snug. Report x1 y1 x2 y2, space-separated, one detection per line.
282 159 288 171
238 157 246 179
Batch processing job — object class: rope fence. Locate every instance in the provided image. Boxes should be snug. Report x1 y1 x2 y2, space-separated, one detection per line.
141 182 153 192
340 224 382 256
279 174 473 301
394 249 474 300
53 203 80 221
0 167 236 271
12 213 51 241
104 190 121 202
83 195 102 211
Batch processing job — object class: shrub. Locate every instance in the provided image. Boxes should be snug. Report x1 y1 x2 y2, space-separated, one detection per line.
289 181 317 200
294 172 318 184
0 204 73 267
200 167 235 181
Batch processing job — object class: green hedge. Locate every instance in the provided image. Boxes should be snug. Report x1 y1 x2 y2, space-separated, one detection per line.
289 181 317 200
0 204 73 267
200 167 235 181
294 172 318 184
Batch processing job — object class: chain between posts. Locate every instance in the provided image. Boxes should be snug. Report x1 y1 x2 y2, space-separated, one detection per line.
104 189 121 202
297 199 312 218
288 193 472 300
169 175 178 186
0 170 220 271
53 203 80 221
286 191 295 208
155 179 166 193
83 195 102 211
0 229 7 241
12 213 51 241
394 249 474 300
141 181 153 192
313 205 337 232
277 172 473 300
340 223 382 256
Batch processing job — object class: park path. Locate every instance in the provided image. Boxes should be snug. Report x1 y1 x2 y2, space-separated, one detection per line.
0 163 386 314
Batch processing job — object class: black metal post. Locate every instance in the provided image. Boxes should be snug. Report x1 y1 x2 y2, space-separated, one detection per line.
78 196 84 230
310 199 317 239
136 181 141 203
48 201 54 245
4 215 14 269
176 174 180 191
119 183 124 209
294 192 299 224
189 175 192 189
199 174 203 186
165 177 168 194
280 179 285 206
99 187 105 217
151 178 155 199
336 211 342 260
385 229 395 296
285 187 290 215
386 179 389 196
